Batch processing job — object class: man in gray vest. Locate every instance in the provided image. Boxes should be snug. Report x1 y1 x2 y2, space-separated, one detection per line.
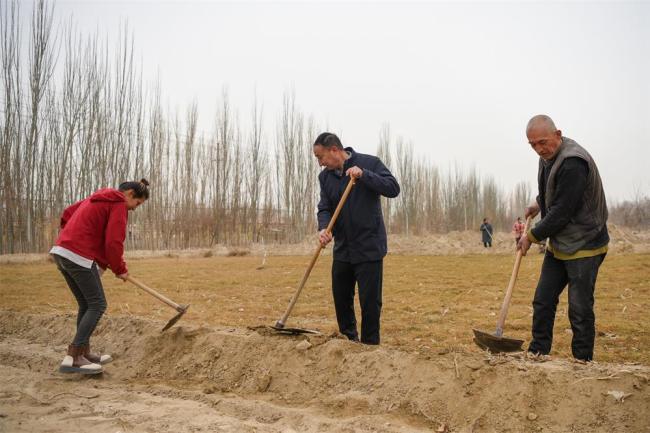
518 115 609 361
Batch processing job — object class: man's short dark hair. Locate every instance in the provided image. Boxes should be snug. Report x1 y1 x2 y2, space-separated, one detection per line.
313 132 343 149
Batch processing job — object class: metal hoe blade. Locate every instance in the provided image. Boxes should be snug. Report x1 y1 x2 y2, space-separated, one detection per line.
269 325 320 335
472 328 524 353
161 304 190 332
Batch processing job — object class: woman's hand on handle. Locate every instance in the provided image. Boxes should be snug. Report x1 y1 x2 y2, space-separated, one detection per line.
117 272 129 282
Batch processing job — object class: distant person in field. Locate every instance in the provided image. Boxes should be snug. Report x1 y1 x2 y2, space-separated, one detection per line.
50 179 150 374
512 216 525 245
480 217 493 248
518 115 608 362
313 132 400 345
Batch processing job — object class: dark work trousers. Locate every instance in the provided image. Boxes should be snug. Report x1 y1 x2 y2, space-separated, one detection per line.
528 252 606 361
331 260 383 345
52 254 107 347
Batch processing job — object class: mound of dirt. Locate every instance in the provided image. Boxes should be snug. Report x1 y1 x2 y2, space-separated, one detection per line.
388 225 650 256
1 310 648 432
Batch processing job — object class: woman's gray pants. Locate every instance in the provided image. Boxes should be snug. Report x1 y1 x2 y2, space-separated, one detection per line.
52 254 107 347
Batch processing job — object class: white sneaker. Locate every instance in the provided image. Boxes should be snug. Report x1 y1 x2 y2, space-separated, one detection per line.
58 345 103 374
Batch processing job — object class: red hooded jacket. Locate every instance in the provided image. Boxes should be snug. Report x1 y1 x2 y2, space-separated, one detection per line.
55 188 128 275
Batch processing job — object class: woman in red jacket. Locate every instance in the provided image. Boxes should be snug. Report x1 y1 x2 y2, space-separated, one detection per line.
50 179 150 374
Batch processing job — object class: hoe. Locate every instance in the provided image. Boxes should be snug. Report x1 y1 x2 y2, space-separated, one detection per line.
473 216 532 353
127 276 190 332
271 177 356 335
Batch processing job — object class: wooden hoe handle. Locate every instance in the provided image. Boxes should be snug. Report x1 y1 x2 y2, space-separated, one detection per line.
127 276 184 313
275 177 357 328
495 215 533 337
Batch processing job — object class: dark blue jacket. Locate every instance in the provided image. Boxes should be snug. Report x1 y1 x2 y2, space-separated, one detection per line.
317 147 400 264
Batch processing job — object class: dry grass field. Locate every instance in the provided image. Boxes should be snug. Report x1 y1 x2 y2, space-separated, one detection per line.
2 247 650 432
2 251 648 364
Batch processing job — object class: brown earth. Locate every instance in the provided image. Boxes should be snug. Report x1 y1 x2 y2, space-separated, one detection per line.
1 230 649 432
1 311 649 433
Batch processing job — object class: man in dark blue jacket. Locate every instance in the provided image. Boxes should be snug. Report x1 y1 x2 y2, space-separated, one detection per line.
313 132 400 345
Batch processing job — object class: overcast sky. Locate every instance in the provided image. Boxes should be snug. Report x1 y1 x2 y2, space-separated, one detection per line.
49 1 649 201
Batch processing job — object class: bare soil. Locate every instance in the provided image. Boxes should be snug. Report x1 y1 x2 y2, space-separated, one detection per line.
1 311 649 433
1 229 649 432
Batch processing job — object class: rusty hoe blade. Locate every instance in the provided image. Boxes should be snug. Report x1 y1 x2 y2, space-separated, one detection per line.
161 304 190 332
472 328 524 353
269 326 320 335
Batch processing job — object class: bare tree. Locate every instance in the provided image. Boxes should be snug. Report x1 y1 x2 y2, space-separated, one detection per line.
1 0 22 253
2 2 569 253
23 0 56 248
247 91 266 241
376 123 393 231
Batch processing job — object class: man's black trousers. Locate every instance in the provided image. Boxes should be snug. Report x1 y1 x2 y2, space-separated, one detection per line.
331 259 383 345
528 252 606 361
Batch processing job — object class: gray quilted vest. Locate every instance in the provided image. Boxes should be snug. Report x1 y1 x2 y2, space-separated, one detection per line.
538 137 608 254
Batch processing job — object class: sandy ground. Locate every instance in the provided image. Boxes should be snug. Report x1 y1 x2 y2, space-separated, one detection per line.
1 227 649 432
1 311 649 433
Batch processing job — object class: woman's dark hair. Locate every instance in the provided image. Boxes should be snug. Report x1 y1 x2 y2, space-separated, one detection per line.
118 178 150 199
313 132 343 149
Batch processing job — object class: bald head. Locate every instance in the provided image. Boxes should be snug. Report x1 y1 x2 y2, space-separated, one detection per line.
526 114 563 160
526 114 557 135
